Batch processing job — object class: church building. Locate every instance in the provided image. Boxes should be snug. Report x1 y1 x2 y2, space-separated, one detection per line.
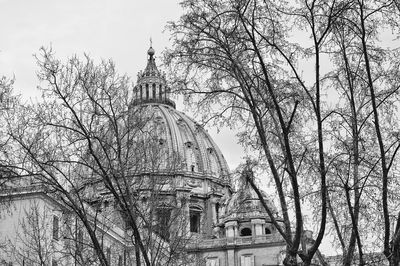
0 46 304 266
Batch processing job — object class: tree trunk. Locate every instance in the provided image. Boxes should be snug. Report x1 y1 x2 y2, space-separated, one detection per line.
136 240 141 266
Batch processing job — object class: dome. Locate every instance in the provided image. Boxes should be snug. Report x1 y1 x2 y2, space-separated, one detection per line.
129 47 230 184
220 166 277 222
222 185 276 219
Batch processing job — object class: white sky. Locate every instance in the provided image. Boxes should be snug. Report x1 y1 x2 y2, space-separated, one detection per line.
0 0 246 171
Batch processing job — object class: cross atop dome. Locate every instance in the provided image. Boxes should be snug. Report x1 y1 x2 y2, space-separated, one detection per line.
132 45 175 108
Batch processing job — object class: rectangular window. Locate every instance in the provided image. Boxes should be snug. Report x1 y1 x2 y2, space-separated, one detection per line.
124 249 129 266
156 208 171 240
190 211 200 233
52 215 59 240
107 247 111 264
206 257 219 266
240 255 254 266
76 229 83 254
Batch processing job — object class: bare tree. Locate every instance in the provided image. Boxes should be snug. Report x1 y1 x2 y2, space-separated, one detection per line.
3 48 194 266
167 1 346 264
318 1 400 265
352 2 400 265
0 76 21 213
166 0 400 265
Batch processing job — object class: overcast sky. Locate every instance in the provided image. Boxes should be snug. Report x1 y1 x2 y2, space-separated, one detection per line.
0 0 246 171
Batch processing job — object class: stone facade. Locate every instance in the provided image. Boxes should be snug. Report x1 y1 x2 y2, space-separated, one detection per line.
0 185 132 265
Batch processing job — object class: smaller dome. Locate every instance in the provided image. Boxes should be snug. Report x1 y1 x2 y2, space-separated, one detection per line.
220 167 277 221
222 186 276 218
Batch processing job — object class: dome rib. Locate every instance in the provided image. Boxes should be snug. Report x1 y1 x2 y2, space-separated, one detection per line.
202 129 230 179
175 111 206 173
158 105 184 166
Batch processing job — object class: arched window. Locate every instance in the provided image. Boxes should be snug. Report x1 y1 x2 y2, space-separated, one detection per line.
159 84 162 99
146 84 149 100
140 85 143 99
152 83 156 99
265 227 271 235
240 227 252 236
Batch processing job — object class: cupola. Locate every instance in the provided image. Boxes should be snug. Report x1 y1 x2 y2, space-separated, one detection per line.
132 46 175 108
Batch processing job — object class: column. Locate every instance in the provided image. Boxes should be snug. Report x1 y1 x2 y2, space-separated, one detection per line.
210 197 218 224
177 192 190 237
251 219 264 236
225 221 237 238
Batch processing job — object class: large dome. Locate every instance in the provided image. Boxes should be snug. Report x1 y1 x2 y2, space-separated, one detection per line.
129 47 230 184
131 103 230 181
